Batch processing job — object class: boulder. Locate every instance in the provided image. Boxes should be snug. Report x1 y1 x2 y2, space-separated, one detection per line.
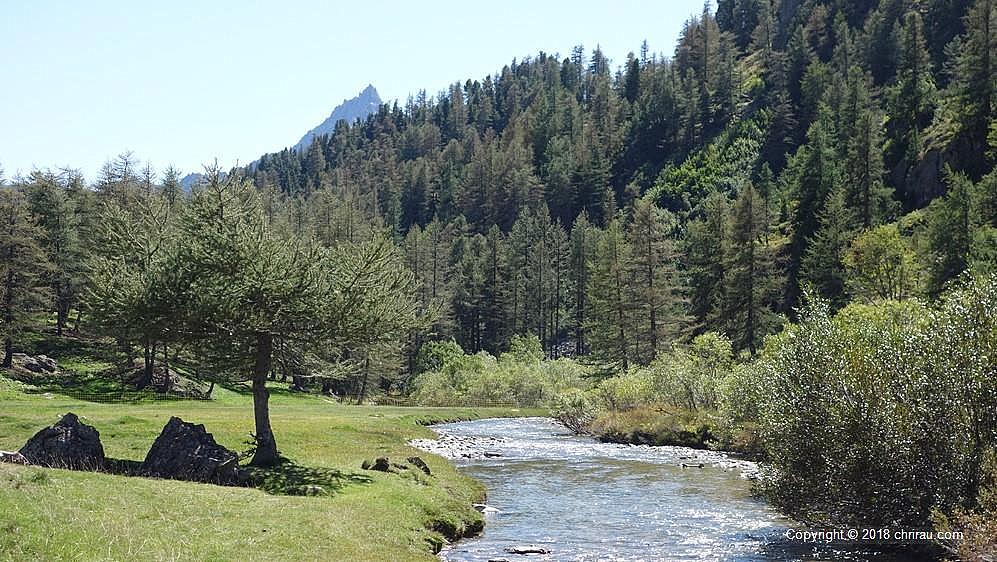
10 353 58 374
0 450 28 465
18 413 105 470
365 457 390 472
140 417 242 485
406 456 432 476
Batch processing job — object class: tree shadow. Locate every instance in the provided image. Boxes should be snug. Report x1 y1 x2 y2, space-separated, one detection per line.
246 458 373 497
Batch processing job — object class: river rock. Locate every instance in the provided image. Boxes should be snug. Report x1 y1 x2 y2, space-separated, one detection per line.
140 417 242 485
18 413 105 470
504 545 550 554
407 456 432 475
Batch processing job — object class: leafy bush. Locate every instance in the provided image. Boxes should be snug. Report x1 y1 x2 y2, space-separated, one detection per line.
549 388 597 433
648 332 735 411
757 274 997 528
410 335 589 407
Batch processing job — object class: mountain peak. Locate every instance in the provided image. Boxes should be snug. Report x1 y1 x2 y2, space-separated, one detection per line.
294 86 382 153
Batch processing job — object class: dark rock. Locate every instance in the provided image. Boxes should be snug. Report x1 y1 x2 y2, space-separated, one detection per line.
0 450 28 465
504 545 550 554
407 456 432 475
19 413 105 470
10 353 58 374
361 457 391 472
140 417 242 485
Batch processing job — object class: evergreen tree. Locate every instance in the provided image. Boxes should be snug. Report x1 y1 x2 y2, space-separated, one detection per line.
165 176 315 464
685 192 730 334
945 0 997 178
627 197 685 363
0 189 52 367
840 67 894 227
24 172 84 335
569 211 597 355
925 171 974 296
725 185 782 353
787 106 841 309
801 188 854 308
886 11 936 180
586 219 634 370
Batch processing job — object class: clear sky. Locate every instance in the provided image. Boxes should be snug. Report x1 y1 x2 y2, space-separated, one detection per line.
1 1 702 181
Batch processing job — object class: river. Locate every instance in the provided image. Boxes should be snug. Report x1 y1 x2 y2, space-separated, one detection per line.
412 417 934 562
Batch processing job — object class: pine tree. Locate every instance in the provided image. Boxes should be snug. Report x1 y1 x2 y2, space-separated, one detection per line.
0 189 52 367
787 106 841 309
801 188 854 308
627 197 685 363
887 11 936 177
946 0 997 178
685 192 731 334
25 172 84 335
725 185 782 353
585 218 634 371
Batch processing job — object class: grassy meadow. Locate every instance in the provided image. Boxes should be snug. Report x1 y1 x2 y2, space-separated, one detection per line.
0 378 535 561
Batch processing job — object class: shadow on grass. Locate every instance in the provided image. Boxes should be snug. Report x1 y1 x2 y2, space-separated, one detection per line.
246 458 373 497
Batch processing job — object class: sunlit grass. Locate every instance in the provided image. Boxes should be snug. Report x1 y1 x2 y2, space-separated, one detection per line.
0 385 537 561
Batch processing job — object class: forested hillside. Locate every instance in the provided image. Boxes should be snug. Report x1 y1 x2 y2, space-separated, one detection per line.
3 1 997 555
238 0 996 370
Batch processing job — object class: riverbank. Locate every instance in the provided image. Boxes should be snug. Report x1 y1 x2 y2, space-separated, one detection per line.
0 377 541 561
570 406 762 456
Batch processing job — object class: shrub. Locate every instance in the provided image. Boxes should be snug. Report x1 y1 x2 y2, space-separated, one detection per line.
410 337 589 407
757 274 997 528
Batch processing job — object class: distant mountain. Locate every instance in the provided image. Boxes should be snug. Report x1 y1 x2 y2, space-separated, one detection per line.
292 85 382 153
179 85 382 190
179 171 224 191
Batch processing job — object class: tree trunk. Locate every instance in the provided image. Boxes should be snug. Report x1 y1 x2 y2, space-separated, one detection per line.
56 301 66 337
137 340 154 390
250 332 279 467
1 337 12 368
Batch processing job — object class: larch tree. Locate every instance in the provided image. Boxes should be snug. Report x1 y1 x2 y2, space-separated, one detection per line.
800 188 855 308
627 196 685 363
586 218 634 371
725 185 782 354
24 172 84 336
177 176 338 466
569 211 597 356
685 192 730 334
0 189 52 367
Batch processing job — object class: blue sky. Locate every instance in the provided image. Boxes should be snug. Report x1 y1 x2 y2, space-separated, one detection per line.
1 1 702 181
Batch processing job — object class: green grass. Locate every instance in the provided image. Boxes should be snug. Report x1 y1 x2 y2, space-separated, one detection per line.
0 380 540 561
